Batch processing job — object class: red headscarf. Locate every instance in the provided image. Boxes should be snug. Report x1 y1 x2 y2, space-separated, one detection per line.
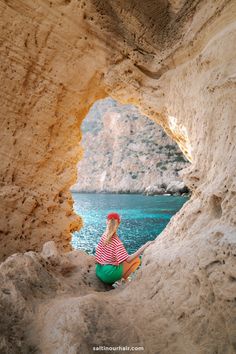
107 212 121 223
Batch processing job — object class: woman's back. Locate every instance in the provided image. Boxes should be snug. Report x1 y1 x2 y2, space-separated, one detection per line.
95 233 129 266
95 212 152 285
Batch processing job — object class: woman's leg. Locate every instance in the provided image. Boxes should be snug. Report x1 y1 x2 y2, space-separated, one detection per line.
122 257 141 280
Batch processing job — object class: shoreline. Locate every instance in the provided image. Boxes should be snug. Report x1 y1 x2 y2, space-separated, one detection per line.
70 190 191 197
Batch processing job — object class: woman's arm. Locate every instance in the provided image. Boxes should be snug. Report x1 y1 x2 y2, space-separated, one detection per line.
125 240 154 262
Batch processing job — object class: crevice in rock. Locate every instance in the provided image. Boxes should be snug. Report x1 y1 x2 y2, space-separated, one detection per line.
209 195 223 219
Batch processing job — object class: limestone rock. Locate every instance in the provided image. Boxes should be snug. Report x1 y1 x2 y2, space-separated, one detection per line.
0 242 110 353
145 184 166 195
41 241 59 259
71 98 189 194
166 180 189 195
0 0 235 353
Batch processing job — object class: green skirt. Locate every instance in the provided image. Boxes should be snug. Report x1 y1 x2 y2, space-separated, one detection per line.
96 263 123 284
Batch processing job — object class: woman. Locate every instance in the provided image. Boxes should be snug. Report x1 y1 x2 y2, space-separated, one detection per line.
95 212 153 285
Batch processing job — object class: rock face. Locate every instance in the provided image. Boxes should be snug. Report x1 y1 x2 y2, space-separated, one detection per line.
71 98 189 194
0 241 110 353
1 238 236 353
0 0 236 353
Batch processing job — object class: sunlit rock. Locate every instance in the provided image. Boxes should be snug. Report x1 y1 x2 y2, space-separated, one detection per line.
0 0 235 353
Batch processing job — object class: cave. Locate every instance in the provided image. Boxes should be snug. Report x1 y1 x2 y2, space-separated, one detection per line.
0 0 235 353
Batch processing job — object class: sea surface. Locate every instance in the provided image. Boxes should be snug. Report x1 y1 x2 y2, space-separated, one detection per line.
71 193 188 255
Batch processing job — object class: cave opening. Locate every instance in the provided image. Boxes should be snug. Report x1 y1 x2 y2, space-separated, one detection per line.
70 97 190 256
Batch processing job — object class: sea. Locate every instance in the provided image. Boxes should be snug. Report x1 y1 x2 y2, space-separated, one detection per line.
71 192 188 255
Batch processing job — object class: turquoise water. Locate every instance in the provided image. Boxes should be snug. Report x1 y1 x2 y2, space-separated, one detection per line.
71 193 188 255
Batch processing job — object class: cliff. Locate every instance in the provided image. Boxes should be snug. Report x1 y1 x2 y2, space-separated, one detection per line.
0 0 235 353
71 97 189 195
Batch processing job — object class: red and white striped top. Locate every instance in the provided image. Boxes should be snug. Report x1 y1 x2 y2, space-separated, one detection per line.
95 233 129 266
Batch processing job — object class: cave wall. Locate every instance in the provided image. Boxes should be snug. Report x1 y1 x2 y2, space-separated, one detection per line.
0 0 236 352
1 0 235 259
0 0 108 258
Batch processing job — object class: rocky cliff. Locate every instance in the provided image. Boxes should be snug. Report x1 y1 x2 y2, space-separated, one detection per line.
71 97 189 194
0 0 235 353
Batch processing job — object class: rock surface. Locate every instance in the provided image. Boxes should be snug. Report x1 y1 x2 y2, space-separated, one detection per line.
71 98 189 195
0 0 236 353
0 238 236 353
0 241 110 353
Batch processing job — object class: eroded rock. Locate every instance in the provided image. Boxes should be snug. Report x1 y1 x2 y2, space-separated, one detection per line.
0 242 110 353
0 0 236 353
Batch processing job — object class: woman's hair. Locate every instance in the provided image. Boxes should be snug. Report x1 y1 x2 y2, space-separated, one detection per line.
104 218 119 244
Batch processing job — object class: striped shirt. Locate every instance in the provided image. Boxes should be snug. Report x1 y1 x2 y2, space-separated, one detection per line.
95 233 129 266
